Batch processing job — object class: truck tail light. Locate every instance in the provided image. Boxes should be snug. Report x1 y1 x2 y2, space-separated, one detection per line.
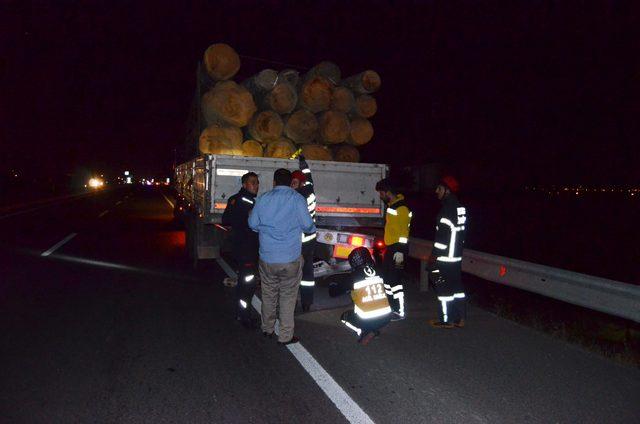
348 236 364 247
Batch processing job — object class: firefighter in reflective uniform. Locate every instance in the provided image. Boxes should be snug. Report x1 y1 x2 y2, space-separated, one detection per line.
331 247 391 345
428 176 467 329
291 154 317 312
375 178 412 320
221 172 260 328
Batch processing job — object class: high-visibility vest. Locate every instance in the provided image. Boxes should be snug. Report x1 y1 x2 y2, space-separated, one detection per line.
384 194 412 247
351 274 392 319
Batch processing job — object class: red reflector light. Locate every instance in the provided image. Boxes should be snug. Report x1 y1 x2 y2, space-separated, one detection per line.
349 236 364 247
376 240 385 248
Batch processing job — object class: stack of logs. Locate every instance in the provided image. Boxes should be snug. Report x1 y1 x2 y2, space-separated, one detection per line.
198 43 381 162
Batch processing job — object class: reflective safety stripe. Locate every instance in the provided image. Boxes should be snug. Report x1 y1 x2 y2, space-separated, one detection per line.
300 280 315 287
341 319 362 336
244 274 255 282
453 292 466 298
353 276 383 289
302 233 317 242
307 193 316 204
409 212 413 218
396 292 405 316
308 202 316 212
398 237 408 244
457 216 467 224
239 299 248 309
431 269 440 273
390 285 403 293
241 197 254 205
354 304 392 319
386 208 398 215
438 296 454 321
437 256 462 262
457 207 466 215
303 181 312 186
434 242 448 250
302 168 311 174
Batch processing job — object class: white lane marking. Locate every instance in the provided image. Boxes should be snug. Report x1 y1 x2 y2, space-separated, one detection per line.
116 201 123 205
98 210 109 218
161 193 175 209
216 256 374 424
287 343 374 424
41 233 77 257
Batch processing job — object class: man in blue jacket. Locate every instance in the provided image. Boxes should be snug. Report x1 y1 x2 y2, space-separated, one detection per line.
249 168 316 345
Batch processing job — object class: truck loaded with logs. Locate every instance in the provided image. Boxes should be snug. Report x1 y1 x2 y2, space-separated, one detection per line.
174 43 389 275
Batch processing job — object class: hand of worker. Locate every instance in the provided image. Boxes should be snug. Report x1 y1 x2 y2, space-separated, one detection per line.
393 251 404 266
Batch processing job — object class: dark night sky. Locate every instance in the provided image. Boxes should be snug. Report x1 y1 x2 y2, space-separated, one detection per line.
2 1 639 188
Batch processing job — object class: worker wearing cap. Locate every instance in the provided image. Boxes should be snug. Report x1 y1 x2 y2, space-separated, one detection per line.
375 178 412 320
291 154 317 312
428 176 467 329
329 247 392 345
222 172 260 328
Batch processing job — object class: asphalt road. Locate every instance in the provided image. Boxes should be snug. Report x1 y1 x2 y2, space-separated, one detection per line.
1 186 639 423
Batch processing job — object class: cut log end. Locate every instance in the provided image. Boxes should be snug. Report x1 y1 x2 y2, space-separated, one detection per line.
299 76 332 113
332 144 361 163
266 82 298 114
353 94 377 118
202 81 257 127
284 109 318 144
203 43 241 81
248 110 284 142
319 111 350 145
199 124 243 155
264 138 296 159
300 144 333 161
348 118 374 146
331 86 355 113
242 140 264 157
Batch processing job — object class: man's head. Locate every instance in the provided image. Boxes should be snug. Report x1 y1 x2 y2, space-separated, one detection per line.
436 175 459 200
273 168 292 187
241 172 259 195
375 178 398 204
290 170 306 190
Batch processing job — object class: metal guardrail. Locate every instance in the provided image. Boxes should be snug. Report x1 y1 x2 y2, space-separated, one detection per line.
409 238 640 323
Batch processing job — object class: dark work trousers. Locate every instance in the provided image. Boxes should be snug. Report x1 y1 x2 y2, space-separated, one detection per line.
340 310 390 338
299 240 316 306
382 247 405 316
235 260 257 320
433 262 466 323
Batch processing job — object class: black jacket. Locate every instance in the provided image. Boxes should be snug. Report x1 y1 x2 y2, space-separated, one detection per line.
432 193 466 269
296 156 317 242
221 187 258 262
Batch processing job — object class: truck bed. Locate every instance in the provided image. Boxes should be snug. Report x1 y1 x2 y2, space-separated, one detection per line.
175 154 387 228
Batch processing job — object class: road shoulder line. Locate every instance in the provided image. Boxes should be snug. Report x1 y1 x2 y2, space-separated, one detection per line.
41 233 77 257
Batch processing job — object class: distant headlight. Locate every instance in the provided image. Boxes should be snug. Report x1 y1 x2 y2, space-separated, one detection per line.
88 178 104 188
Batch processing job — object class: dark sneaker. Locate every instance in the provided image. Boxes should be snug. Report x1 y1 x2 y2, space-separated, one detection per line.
429 319 454 329
278 335 300 345
262 331 274 339
390 312 405 321
358 332 376 346
453 319 465 328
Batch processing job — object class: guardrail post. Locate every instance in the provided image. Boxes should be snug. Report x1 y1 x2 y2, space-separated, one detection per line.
419 260 429 292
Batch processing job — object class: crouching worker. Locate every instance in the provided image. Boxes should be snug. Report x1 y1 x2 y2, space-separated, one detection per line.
329 247 392 345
